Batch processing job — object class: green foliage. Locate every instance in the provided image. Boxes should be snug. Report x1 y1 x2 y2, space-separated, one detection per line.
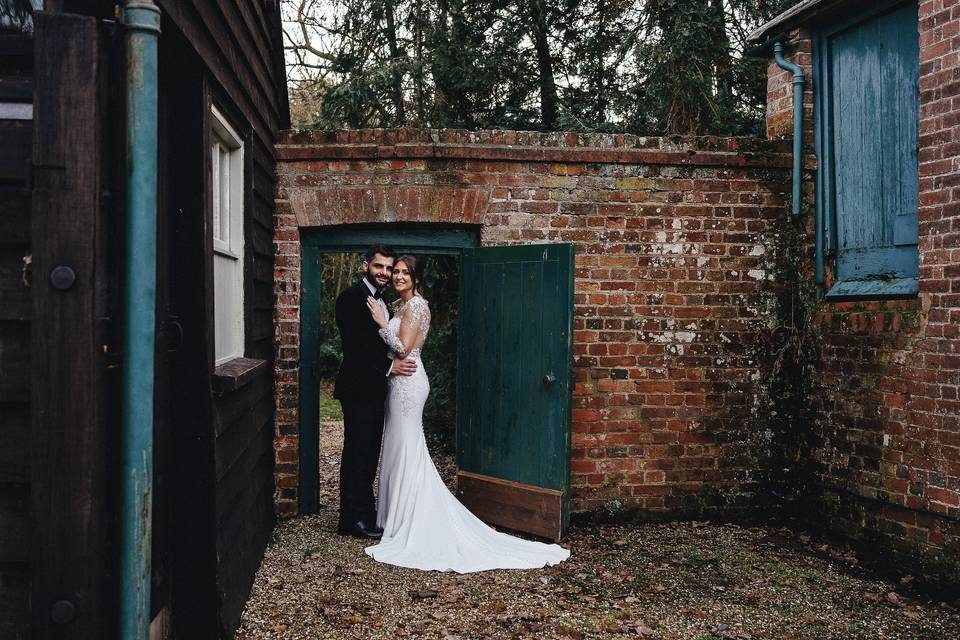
421 313 458 453
754 216 822 497
0 0 35 34
318 382 344 422
284 0 804 135
411 255 460 452
316 253 364 378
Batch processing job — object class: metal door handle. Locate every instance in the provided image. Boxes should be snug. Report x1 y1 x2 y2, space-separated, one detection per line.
543 373 556 386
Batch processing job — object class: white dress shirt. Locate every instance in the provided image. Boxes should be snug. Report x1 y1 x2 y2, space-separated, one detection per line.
363 278 392 375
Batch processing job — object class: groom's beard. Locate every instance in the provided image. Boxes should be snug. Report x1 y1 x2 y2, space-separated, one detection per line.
365 274 387 292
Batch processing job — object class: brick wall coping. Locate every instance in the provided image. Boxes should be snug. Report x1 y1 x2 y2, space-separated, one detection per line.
277 128 793 169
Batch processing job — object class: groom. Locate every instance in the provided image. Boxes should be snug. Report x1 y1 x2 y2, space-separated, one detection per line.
334 244 417 538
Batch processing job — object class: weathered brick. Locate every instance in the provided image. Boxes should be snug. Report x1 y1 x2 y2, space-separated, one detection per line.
275 128 798 528
763 3 960 583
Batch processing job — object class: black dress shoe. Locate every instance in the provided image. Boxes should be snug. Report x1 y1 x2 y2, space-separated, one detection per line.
336 520 383 539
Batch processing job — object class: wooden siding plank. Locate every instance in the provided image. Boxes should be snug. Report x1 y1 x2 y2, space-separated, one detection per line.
521 260 544 486
0 564 30 637
0 187 30 244
0 321 28 401
215 440 273 638
247 0 274 47
0 403 29 484
30 13 109 637
249 221 272 256
0 77 32 101
213 393 273 477
888 4 919 247
213 374 272 435
265 0 291 126
0 485 30 562
0 121 31 183
251 134 276 177
832 17 883 250
248 308 273 344
455 471 563 542
215 417 273 521
0 245 30 322
159 0 281 149
228 0 279 101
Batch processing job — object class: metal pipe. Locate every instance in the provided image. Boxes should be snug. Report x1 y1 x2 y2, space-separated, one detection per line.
119 3 160 638
774 41 805 218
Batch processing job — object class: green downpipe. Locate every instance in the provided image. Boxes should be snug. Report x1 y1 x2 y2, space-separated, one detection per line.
774 41 804 218
119 3 160 638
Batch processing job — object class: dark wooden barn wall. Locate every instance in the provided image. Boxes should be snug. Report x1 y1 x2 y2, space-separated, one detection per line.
0 33 33 640
156 1 288 635
0 2 286 635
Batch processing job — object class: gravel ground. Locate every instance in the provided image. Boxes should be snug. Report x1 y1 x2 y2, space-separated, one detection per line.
236 423 960 640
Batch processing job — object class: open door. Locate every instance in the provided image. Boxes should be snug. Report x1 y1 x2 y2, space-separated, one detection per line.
456 243 574 541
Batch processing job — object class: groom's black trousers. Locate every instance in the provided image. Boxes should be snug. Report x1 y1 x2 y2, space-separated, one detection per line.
339 397 385 524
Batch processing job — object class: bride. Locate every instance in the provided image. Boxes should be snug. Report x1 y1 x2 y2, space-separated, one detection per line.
363 254 570 572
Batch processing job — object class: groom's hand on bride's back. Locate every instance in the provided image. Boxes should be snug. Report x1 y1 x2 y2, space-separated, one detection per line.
390 359 417 376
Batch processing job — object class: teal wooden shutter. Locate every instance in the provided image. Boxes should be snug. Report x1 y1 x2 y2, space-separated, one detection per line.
821 1 919 299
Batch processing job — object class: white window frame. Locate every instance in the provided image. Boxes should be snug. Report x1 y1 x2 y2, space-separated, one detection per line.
211 105 245 365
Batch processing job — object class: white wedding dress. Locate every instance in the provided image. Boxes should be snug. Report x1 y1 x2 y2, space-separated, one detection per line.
365 295 570 572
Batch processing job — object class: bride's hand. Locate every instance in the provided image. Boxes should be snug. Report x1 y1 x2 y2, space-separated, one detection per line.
366 296 389 328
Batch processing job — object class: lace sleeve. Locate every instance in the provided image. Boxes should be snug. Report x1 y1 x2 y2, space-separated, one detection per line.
402 296 431 335
379 297 430 358
378 325 406 356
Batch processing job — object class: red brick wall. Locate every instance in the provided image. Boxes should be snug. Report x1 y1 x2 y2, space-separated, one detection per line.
762 2 960 583
272 128 796 519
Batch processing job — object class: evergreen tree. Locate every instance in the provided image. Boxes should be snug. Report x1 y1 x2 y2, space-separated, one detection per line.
282 0 802 135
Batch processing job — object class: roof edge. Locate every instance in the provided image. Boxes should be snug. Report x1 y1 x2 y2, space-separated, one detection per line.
747 0 876 44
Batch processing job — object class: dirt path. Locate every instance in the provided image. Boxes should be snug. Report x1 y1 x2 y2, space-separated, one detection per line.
236 425 959 639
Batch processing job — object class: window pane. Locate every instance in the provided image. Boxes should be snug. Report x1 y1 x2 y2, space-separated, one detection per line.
210 106 245 362
220 145 230 246
212 143 221 243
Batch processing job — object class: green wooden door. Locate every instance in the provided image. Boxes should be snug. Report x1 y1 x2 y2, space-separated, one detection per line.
456 244 574 540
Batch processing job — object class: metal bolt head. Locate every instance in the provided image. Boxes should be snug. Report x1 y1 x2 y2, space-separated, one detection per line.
49 265 76 290
50 599 75 624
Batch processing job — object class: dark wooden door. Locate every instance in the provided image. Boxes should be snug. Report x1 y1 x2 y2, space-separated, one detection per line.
456 243 574 541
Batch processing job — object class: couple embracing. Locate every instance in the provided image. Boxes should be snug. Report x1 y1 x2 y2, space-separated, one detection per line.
333 245 570 573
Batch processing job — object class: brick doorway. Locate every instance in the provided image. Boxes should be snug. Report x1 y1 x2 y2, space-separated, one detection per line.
296 224 480 514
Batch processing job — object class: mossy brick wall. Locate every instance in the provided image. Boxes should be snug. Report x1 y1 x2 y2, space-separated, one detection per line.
763 2 960 584
272 128 796 519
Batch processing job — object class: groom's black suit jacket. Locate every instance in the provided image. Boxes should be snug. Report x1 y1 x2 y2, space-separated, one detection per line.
333 280 392 401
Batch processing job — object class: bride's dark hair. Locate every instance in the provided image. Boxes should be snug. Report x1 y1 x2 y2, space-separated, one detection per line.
394 254 422 294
